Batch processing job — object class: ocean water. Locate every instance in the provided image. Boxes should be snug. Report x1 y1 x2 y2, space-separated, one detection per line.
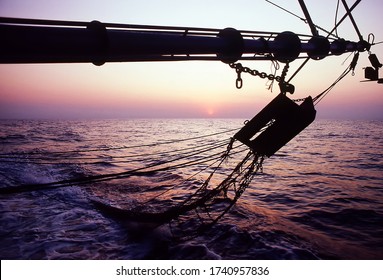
0 119 382 260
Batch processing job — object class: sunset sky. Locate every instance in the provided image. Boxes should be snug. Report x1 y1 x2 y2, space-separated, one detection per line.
0 0 382 119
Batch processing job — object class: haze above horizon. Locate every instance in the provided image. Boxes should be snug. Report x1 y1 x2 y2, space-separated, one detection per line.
1 0 382 120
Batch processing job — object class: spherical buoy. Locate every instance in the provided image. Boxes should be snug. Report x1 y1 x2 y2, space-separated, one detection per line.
308 36 330 60
330 39 347 56
273 31 301 63
217 28 244 64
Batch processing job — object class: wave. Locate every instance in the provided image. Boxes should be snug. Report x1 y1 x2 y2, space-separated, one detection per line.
1 119 383 259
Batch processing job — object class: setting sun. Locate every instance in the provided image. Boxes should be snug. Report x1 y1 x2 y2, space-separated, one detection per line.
206 108 215 116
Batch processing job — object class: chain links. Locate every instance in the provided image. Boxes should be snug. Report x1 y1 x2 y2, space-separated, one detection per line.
229 63 282 89
229 62 295 95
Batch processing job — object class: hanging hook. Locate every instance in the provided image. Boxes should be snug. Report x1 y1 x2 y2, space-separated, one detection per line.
235 66 243 89
368 33 375 45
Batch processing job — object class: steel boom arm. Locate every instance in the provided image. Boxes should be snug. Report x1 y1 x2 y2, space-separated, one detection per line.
0 17 369 65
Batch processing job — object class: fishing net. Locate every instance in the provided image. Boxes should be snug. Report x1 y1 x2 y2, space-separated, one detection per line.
90 94 316 236
0 94 317 238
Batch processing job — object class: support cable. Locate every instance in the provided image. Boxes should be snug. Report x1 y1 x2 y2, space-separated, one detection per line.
0 140 248 194
327 0 362 39
341 0 363 41
265 0 340 39
334 0 341 37
298 0 318 36
313 52 359 105
0 138 230 165
0 127 239 157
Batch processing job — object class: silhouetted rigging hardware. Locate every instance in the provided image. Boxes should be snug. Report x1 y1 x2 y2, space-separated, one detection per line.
0 1 381 234
341 0 363 42
0 16 370 65
363 53 383 83
298 0 319 36
266 0 339 39
229 62 295 94
359 34 383 84
234 94 316 157
266 0 373 85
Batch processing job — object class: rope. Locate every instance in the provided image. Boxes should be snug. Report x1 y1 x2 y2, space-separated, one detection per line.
140 139 241 205
166 151 264 234
289 51 358 105
313 52 358 105
140 156 224 205
313 67 351 105
265 0 340 40
0 138 230 165
0 127 239 157
0 140 248 194
334 0 341 37
30 139 255 232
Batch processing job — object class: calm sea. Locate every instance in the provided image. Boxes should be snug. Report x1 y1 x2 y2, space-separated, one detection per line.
0 119 382 259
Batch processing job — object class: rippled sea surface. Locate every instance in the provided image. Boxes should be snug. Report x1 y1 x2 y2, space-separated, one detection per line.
0 119 382 259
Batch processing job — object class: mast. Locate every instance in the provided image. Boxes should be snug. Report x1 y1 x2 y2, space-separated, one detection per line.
297 0 318 36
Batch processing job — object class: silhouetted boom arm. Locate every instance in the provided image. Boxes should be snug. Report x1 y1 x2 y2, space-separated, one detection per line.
0 17 370 65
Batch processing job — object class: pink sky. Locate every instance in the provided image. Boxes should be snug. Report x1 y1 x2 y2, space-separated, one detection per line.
0 0 382 119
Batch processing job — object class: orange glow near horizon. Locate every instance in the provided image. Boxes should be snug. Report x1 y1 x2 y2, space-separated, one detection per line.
0 0 382 119
207 108 215 117
1 59 382 120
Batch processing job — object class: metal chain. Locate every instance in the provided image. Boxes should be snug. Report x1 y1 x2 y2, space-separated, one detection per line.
229 62 296 95
279 63 289 83
229 63 283 89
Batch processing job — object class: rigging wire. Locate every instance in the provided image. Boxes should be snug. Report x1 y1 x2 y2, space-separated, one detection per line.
0 120 254 198
313 67 351 105
138 140 244 206
0 140 248 194
140 156 226 205
132 151 262 230
265 0 340 40
272 0 365 86
341 0 363 42
0 1 376 235
0 127 239 157
265 0 306 22
327 0 362 39
0 138 230 164
334 0 341 38
267 60 280 91
0 2 373 230
313 52 359 105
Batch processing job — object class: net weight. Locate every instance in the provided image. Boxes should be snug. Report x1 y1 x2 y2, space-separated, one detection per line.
209 266 269 276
